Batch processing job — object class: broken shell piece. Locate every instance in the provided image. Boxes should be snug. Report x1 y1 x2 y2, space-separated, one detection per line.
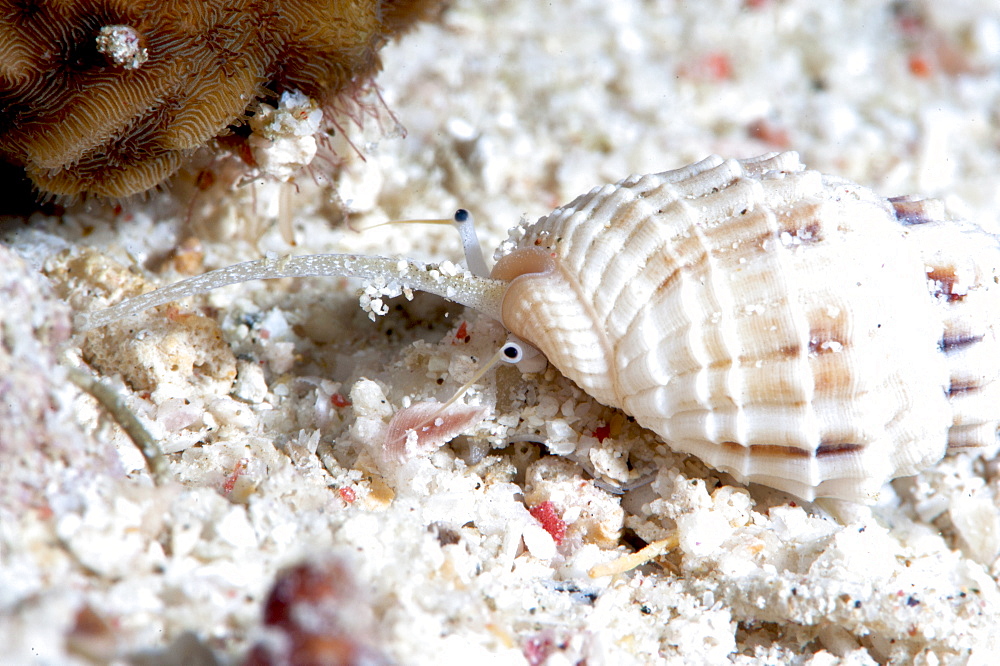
96 25 148 70
247 90 324 181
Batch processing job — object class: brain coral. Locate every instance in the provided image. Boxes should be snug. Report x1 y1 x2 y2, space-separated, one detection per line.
0 0 442 200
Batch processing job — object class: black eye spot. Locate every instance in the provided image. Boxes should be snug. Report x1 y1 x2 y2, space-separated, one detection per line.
454 209 470 222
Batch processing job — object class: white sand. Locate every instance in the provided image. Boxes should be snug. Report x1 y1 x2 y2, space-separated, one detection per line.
2 0 1000 663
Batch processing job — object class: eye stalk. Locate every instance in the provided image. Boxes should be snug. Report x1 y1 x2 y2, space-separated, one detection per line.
451 209 490 278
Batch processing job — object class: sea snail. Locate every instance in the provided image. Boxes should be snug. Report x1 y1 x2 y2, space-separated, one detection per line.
76 152 1000 502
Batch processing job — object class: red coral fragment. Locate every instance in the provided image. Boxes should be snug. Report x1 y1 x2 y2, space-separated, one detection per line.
261 560 352 630
66 604 117 663
908 53 933 78
246 559 391 666
593 423 611 443
529 501 567 545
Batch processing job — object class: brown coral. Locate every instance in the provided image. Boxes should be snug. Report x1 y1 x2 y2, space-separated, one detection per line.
0 0 442 199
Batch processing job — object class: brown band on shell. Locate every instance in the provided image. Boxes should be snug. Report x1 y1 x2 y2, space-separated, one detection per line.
806 298 851 354
774 201 827 245
947 380 981 396
720 440 864 459
782 221 824 244
777 344 802 358
939 333 983 355
694 199 828 265
926 266 966 303
808 331 846 356
811 356 859 396
720 345 802 370
889 196 946 226
713 345 803 366
652 264 684 299
815 440 865 457
720 441 811 458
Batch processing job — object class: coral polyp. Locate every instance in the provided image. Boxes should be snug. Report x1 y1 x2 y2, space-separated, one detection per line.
0 0 442 199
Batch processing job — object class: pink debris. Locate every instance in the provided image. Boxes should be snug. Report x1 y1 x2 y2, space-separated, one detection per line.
747 118 791 149
223 458 249 495
679 52 733 81
382 401 488 461
523 632 556 666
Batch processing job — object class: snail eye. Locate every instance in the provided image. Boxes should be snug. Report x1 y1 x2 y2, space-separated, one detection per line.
499 336 547 373
500 341 524 364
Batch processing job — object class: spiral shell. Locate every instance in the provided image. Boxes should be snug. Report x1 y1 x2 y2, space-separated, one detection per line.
492 152 1000 501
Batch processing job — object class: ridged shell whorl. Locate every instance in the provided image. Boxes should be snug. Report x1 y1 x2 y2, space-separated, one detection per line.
492 152 1000 502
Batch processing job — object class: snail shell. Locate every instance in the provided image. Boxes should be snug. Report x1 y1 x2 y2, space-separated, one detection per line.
491 152 1000 501
74 151 1000 503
